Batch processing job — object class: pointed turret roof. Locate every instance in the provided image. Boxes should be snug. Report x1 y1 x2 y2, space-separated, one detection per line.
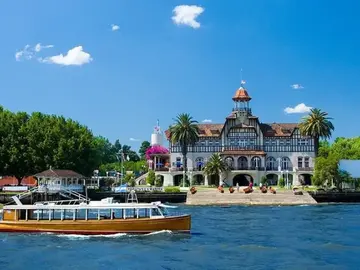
232 86 251 102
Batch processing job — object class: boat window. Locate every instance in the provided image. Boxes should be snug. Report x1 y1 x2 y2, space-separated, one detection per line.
151 208 162 216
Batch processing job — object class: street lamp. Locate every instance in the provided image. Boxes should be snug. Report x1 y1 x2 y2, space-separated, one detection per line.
117 149 130 186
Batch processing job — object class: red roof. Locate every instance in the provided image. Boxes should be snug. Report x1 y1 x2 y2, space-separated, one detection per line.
232 87 252 102
0 176 37 187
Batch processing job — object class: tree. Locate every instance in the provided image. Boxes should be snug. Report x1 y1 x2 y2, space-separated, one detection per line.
169 113 199 177
124 172 136 187
139 141 151 160
146 170 155 185
299 108 334 157
203 153 229 185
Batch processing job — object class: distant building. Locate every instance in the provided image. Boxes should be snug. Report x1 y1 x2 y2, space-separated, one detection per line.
154 82 315 186
34 169 86 193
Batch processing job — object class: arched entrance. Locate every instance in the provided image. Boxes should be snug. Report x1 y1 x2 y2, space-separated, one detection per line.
299 174 312 185
173 175 183 186
266 173 278 186
209 175 220 186
233 174 253 186
193 174 204 185
155 175 164 186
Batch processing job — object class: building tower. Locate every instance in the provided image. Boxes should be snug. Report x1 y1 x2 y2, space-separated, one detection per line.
232 81 252 122
150 119 163 146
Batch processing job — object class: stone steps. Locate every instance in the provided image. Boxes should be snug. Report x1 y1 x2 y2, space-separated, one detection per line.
186 189 317 205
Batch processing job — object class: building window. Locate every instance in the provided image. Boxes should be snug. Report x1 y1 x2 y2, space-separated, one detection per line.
281 157 291 170
266 157 276 170
176 157 182 168
239 139 246 147
251 156 261 169
298 157 303 168
195 157 204 171
225 157 234 169
304 157 310 168
238 156 248 169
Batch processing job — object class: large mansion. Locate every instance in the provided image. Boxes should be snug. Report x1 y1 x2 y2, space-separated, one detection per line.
148 83 315 187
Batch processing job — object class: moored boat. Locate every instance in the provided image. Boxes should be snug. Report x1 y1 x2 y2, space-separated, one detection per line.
0 195 191 235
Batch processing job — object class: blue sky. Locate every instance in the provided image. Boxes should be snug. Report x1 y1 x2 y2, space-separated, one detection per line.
1 0 359 151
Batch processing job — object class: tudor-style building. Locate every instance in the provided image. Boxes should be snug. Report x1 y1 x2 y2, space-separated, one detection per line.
156 82 314 187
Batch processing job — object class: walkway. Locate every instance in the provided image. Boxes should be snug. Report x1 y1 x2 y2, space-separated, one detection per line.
186 188 317 206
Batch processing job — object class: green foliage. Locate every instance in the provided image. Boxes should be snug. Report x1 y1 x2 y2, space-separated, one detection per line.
164 186 180 193
155 175 163 187
139 141 151 160
0 107 142 183
102 178 115 187
169 113 199 173
179 178 190 187
124 172 136 187
278 177 285 188
146 170 155 185
314 137 360 188
260 176 267 185
203 153 229 177
299 108 334 156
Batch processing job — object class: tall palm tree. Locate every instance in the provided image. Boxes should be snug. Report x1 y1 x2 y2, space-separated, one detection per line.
299 108 334 157
203 153 229 186
169 113 199 183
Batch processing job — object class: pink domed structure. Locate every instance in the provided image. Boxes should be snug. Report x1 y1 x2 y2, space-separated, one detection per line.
146 145 170 171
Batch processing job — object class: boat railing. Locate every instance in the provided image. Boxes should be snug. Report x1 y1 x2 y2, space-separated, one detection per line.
35 199 85 205
59 188 89 203
126 190 138 204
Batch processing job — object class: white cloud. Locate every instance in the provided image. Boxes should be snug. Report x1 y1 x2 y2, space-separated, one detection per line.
15 45 32 61
34 43 54 52
15 43 53 61
111 24 119 31
172 5 204 29
40 46 92 66
129 138 140 142
284 103 312 114
291 84 304 90
202 119 212 123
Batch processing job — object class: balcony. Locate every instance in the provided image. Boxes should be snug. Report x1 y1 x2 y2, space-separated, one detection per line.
297 167 314 172
170 167 184 172
234 166 266 171
155 167 170 172
266 167 294 172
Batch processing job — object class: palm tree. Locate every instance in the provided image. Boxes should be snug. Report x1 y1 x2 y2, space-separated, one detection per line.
169 113 199 183
299 108 334 157
203 153 229 186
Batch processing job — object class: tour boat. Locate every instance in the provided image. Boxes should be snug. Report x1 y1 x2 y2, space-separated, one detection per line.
0 194 191 235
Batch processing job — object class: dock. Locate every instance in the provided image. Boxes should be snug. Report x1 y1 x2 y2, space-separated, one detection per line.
186 188 317 206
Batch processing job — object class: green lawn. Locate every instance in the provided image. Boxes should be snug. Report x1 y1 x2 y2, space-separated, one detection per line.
0 204 3 209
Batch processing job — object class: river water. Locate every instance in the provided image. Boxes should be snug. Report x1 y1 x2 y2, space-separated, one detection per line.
1 204 360 270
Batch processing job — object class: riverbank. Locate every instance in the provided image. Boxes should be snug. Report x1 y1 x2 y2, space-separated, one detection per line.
186 188 317 205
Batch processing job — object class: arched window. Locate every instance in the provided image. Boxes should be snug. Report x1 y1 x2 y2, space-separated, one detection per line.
225 157 234 169
251 156 261 169
266 157 276 170
238 156 248 170
281 157 291 170
195 157 204 171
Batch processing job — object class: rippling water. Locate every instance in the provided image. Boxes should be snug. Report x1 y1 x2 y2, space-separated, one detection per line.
1 204 360 269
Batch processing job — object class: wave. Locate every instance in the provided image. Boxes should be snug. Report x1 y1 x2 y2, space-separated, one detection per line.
43 230 174 240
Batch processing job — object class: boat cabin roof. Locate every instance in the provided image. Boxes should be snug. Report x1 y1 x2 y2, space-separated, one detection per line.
4 203 161 211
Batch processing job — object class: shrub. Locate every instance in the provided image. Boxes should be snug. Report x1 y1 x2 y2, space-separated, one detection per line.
260 176 267 185
164 186 181 193
278 177 285 188
155 175 163 187
179 178 190 187
146 170 155 185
